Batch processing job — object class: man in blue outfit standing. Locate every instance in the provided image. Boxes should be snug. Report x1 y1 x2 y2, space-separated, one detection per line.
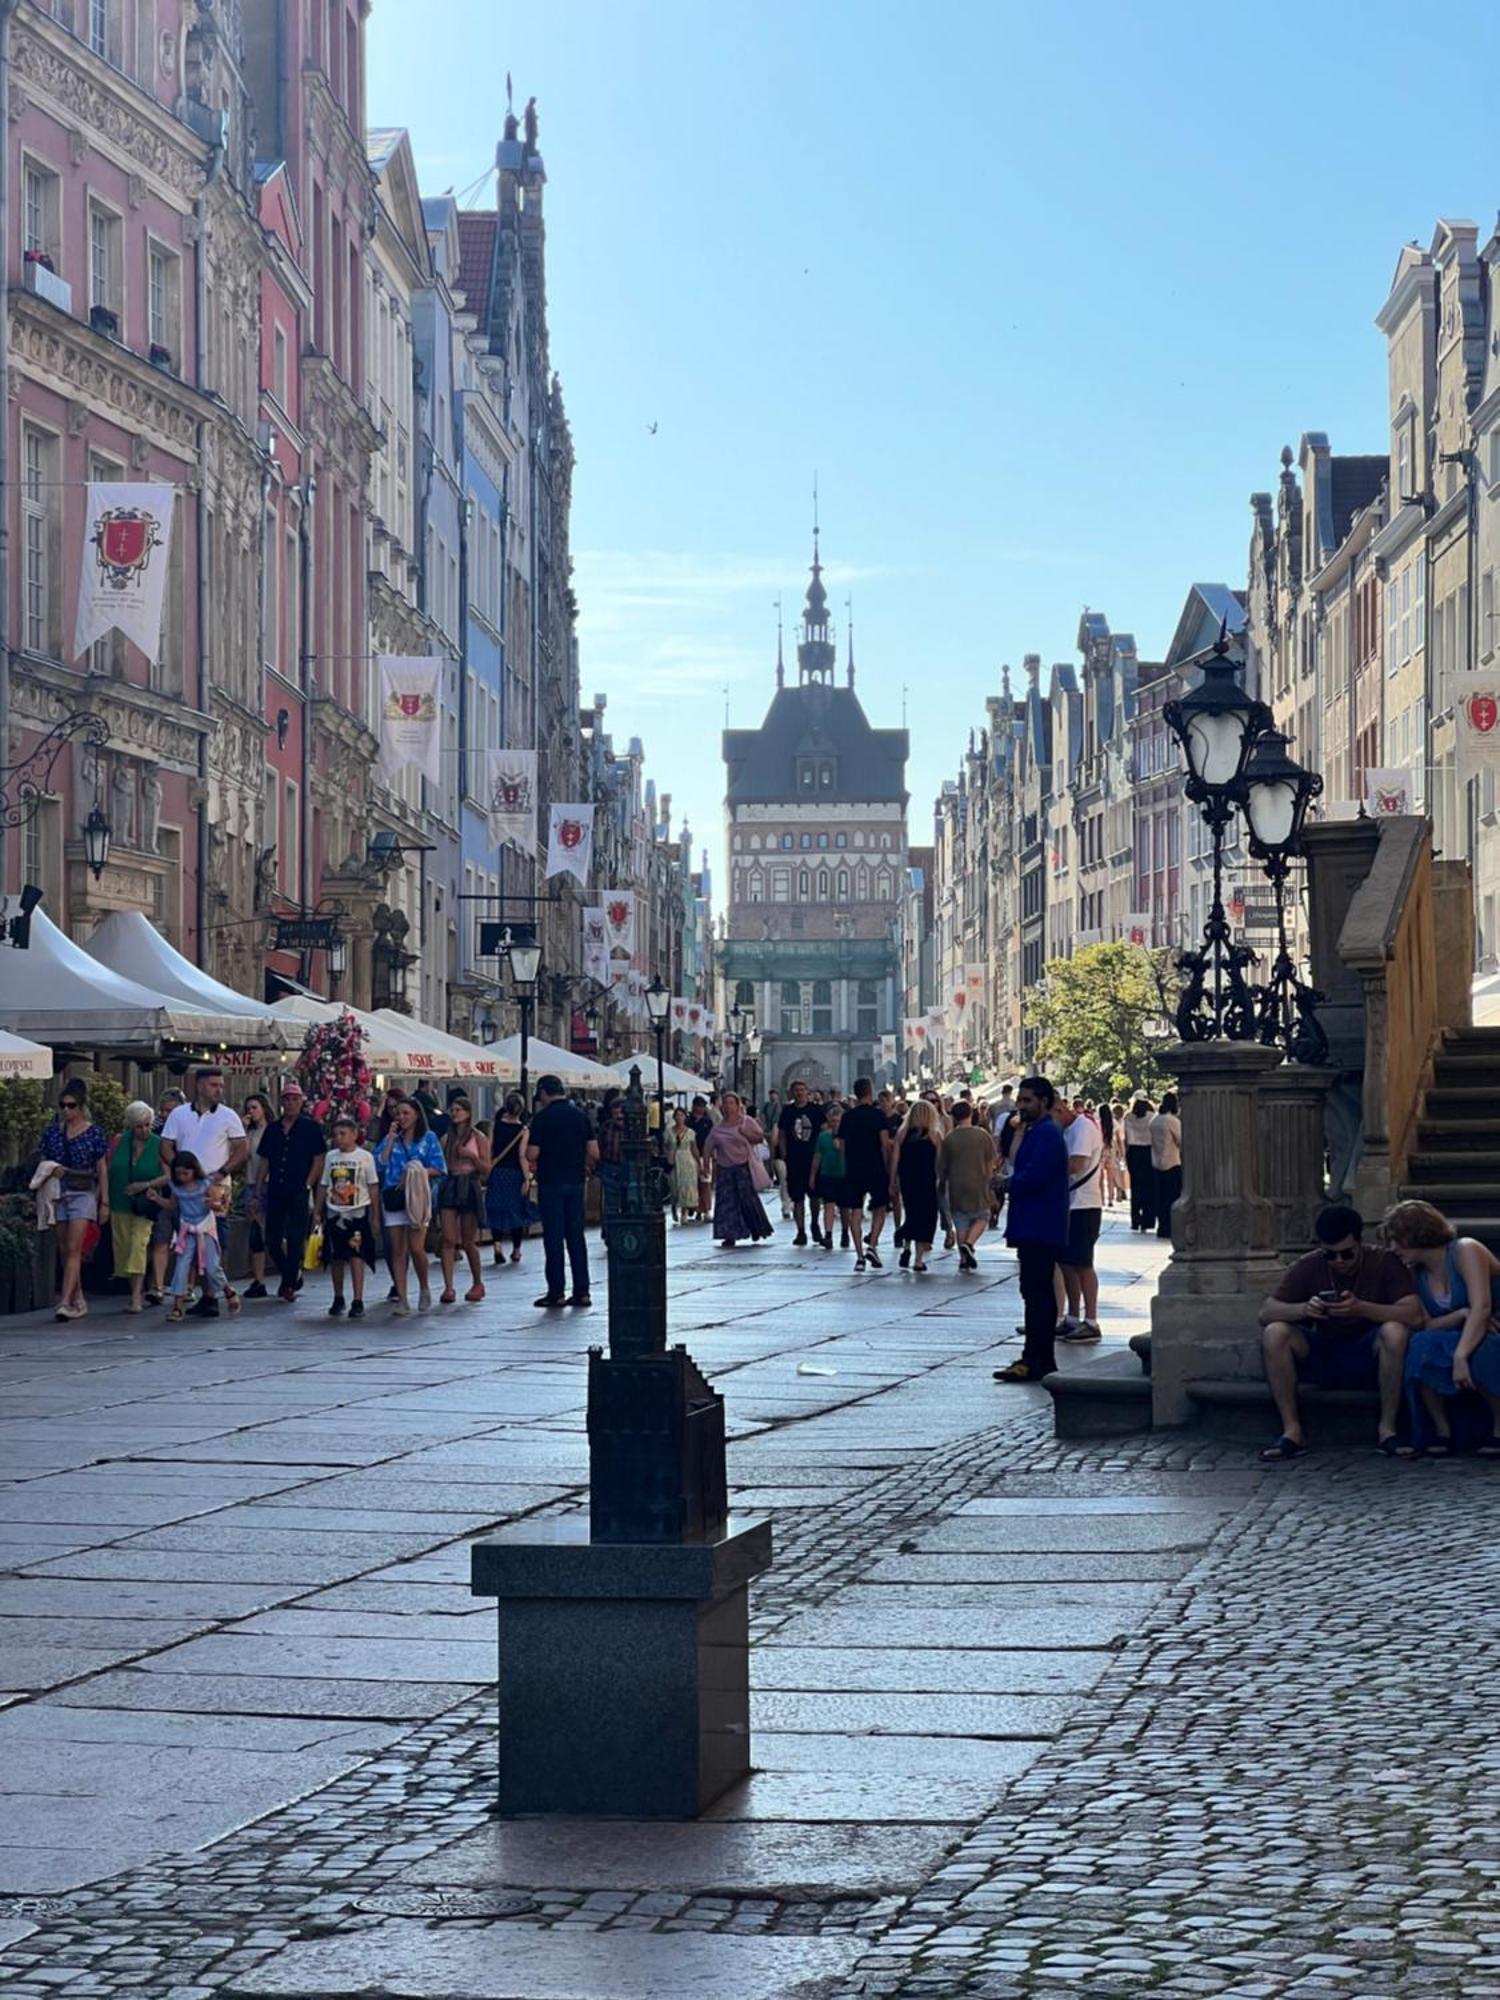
994 1075 1071 1384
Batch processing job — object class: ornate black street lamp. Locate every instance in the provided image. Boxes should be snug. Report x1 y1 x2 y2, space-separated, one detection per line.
645 975 670 1161
1242 726 1327 1064
326 931 348 989
727 1002 745 1095
83 802 112 880
1163 631 1271 1040
746 1021 762 1115
503 929 542 1108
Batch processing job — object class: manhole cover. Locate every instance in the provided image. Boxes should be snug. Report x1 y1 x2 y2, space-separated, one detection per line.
0 1895 76 1919
356 1888 536 1920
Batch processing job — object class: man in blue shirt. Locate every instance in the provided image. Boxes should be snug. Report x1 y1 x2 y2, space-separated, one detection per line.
994 1075 1071 1384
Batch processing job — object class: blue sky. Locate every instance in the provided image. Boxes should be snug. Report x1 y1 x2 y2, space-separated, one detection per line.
369 0 1500 891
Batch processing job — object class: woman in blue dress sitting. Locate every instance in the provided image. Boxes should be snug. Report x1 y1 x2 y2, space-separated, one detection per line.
1385 1199 1500 1456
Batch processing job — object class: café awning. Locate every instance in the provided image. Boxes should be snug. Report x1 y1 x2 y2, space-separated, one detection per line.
266 998 517 1082
84 911 288 1041
488 1034 618 1091
0 1028 53 1078
0 912 269 1050
608 1053 714 1096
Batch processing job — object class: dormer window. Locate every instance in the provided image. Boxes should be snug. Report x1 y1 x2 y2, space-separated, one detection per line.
819 761 835 789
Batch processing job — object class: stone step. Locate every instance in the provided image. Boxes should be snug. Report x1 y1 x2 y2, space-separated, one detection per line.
1442 1027 1500 1047
1414 1121 1500 1150
1042 1349 1153 1440
1128 1332 1152 1377
1395 1206 1500 1248
1423 1088 1500 1117
1431 1055 1500 1087
1396 1178 1500 1204
1407 1151 1500 1181
1185 1378 1380 1447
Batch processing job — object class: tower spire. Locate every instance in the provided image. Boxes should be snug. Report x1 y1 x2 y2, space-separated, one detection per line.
796 497 834 685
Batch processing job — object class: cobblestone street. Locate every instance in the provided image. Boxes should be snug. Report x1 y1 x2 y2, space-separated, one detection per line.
2 1211 1495 1998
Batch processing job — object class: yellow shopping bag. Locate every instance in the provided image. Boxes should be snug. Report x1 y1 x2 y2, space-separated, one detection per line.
303 1227 324 1272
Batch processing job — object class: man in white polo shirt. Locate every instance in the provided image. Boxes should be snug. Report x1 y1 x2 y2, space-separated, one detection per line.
1053 1098 1104 1343
160 1068 247 1318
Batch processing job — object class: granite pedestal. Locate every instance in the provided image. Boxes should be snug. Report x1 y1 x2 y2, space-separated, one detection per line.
471 1513 773 1819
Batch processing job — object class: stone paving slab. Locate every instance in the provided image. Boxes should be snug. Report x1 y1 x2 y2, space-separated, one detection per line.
227 1920 865 1998
765 1600 1141 1650
754 1646 1115 1694
864 1552 1196 1584
49 1669 477 1720
750 1730 1051 1779
914 1513 1222 1552
751 1690 1075 1738
0 1577 298 1620
136 1632 496 1682
705 1761 1040 1823
20 1546 382 1586
398 1816 966 1896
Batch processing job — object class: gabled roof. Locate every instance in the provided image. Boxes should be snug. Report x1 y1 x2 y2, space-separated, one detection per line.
1330 457 1387 544
457 212 498 328
723 683 907 804
1164 584 1246 670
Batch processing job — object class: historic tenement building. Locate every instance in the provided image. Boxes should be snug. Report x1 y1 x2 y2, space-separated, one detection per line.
720 537 908 1095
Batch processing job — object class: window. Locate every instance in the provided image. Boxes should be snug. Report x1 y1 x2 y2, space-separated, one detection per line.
798 868 810 898
88 0 108 57
1397 428 1409 501
1416 552 1426 650
771 866 790 899
835 832 847 848
263 769 278 869
283 780 299 895
148 243 178 357
837 867 849 897
817 831 828 849
23 161 59 260
799 832 810 848
781 832 793 849
857 981 879 1034
735 980 754 1006
262 503 278 668
817 868 830 899
811 977 832 1035
21 426 57 655
88 200 121 316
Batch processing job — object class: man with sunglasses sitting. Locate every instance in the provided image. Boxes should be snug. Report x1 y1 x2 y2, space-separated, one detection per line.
1258 1204 1422 1460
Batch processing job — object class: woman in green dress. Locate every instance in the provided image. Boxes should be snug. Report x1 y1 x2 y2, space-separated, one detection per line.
108 1101 165 1313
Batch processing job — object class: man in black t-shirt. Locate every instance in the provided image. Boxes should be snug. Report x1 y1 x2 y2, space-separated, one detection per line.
775 1081 826 1248
839 1078 895 1271
525 1076 599 1309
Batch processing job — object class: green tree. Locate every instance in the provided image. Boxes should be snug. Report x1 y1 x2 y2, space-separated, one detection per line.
1025 943 1177 1102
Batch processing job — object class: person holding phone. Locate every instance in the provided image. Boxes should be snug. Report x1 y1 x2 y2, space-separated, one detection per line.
1257 1204 1422 1460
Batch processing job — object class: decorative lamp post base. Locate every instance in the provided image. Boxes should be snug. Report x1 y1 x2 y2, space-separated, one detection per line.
471 1516 772 1818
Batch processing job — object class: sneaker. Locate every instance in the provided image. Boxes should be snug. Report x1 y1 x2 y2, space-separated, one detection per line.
854 1256 866 1273
390 1299 410 1318
327 1297 346 1317
794 1230 808 1247
245 1281 268 1300
899 1246 911 1269
534 1293 566 1309
348 1300 365 1319
959 1245 977 1272
1059 1320 1103 1343
865 1247 883 1269
1055 1315 1080 1337
568 1293 592 1308
417 1290 433 1313
387 1284 400 1302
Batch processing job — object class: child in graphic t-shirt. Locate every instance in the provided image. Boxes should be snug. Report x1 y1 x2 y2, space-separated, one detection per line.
316 1115 380 1318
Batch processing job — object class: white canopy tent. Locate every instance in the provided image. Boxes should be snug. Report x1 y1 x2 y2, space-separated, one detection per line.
608 1053 714 1096
0 911 266 1050
84 911 289 1042
0 1028 53 1078
265 997 518 1082
488 1034 617 1091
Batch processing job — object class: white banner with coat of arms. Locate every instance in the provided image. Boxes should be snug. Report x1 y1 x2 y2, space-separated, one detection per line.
378 658 443 787
582 906 610 984
601 890 635 956
74 483 175 662
1456 675 1500 783
485 748 537 855
545 804 594 884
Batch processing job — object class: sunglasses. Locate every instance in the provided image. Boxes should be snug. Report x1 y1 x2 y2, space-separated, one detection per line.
1325 1245 1361 1263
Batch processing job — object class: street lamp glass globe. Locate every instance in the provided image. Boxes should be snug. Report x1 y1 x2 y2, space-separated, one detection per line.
1186 708 1253 791
327 934 348 980
506 940 542 989
644 977 670 1024
1245 777 1299 851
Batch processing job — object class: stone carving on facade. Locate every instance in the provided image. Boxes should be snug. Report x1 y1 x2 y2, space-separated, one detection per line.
13 28 206 202
110 757 136 849
10 302 199 459
141 767 162 855
254 846 277 912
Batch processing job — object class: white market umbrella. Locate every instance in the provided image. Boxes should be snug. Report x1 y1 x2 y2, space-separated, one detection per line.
368 1010 519 1084
1 911 263 1050
488 1034 617 1091
84 911 285 1038
609 1052 714 1096
0 1028 53 1078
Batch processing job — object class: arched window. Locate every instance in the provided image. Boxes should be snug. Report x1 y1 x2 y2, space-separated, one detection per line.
735 979 755 1006
817 868 830 899
836 832 847 849
782 833 794 850
800 832 811 849
799 868 810 898
749 870 764 902
876 869 892 899
748 833 761 852
880 833 891 850
854 831 866 848
817 832 829 849
856 867 870 900
837 867 849 897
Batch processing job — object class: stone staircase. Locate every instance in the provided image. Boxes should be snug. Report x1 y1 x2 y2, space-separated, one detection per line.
1400 1026 1500 1252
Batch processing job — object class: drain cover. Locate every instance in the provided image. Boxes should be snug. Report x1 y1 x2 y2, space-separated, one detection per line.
356 1888 536 1920
0 1895 76 1920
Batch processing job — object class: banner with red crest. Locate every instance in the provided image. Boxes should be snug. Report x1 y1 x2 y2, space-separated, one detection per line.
582 906 610 984
1362 768 1415 817
484 749 537 855
74 483 175 662
681 997 707 1040
545 804 594 884
1456 675 1500 782
601 890 635 955
965 965 985 1005
903 1017 927 1051
378 658 443 787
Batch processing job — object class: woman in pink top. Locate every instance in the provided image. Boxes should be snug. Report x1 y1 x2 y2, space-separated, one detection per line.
702 1091 775 1247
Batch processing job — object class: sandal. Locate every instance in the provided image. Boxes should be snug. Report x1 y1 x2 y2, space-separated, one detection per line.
224 1291 240 1315
1375 1434 1405 1458
465 1283 485 1303
1425 1438 1454 1458
166 1303 185 1323
511 1247 522 1264
440 1288 457 1305
1257 1435 1308 1461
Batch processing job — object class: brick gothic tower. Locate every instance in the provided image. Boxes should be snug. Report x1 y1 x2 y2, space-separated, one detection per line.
720 528 909 1096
